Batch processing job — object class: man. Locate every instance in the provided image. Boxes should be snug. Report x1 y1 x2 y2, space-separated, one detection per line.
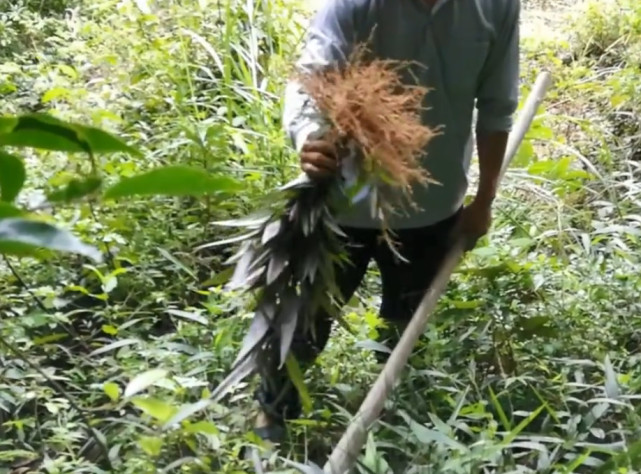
254 0 520 442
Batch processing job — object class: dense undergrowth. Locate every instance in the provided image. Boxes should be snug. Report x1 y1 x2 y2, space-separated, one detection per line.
1 0 641 472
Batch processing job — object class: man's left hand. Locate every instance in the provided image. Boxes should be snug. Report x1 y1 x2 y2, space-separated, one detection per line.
457 198 493 250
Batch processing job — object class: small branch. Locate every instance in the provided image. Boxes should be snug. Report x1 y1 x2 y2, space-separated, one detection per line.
0 335 112 469
4 256 49 313
87 201 116 269
3 256 92 353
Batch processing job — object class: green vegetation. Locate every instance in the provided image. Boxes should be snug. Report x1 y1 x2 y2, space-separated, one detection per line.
1 0 641 472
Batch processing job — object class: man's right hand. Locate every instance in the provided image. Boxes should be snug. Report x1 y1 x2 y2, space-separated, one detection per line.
300 139 339 180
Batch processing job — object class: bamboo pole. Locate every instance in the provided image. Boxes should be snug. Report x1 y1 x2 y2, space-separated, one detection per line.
322 71 554 474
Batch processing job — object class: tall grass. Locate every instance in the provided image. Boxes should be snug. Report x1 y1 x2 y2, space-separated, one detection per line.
1 0 641 472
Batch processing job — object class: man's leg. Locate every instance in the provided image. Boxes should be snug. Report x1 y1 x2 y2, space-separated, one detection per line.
373 209 462 360
254 226 376 438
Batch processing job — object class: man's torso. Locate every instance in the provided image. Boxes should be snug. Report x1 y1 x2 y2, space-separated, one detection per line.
309 0 515 228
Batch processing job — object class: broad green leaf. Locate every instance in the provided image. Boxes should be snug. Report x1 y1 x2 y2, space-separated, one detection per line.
0 114 141 156
183 420 219 435
132 397 177 423
138 436 163 457
102 324 118 336
57 65 78 79
0 450 39 462
104 382 121 402
124 369 168 398
450 299 483 309
163 398 213 429
47 176 102 203
33 333 67 345
42 87 71 104
0 218 101 262
512 140 535 168
103 165 242 199
0 151 25 202
0 203 23 218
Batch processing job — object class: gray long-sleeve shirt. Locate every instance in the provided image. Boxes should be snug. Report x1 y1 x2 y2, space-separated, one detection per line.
283 0 520 229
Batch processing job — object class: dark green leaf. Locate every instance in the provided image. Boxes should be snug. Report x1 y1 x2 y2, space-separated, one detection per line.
267 252 288 284
279 293 301 366
234 311 270 366
103 165 242 199
157 247 197 280
261 219 282 244
211 211 272 228
514 315 555 339
285 355 312 415
0 151 26 202
0 217 101 262
301 251 319 283
195 230 260 251
323 213 348 238
47 176 102 203
76 125 142 157
223 241 252 265
244 266 265 289
209 354 256 404
0 114 141 156
227 247 256 290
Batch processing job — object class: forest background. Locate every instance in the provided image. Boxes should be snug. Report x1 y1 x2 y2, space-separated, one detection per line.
1 0 641 472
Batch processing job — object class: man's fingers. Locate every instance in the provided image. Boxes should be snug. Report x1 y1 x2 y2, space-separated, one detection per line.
301 162 332 180
300 138 340 181
301 152 339 172
302 140 337 158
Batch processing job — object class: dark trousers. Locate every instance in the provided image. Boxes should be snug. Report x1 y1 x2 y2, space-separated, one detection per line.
256 209 462 421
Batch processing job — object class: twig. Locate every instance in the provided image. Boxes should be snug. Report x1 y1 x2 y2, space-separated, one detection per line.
3 256 92 353
0 335 112 469
4 256 49 313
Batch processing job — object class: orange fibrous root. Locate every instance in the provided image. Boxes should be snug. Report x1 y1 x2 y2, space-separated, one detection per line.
296 44 438 194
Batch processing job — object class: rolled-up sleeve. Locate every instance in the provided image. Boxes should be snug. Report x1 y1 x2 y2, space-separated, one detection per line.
475 0 520 134
282 0 359 152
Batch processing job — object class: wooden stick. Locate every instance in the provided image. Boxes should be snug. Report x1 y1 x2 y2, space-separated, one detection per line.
323 71 553 474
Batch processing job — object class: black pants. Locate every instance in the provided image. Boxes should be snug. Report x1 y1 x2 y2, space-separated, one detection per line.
256 209 462 421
